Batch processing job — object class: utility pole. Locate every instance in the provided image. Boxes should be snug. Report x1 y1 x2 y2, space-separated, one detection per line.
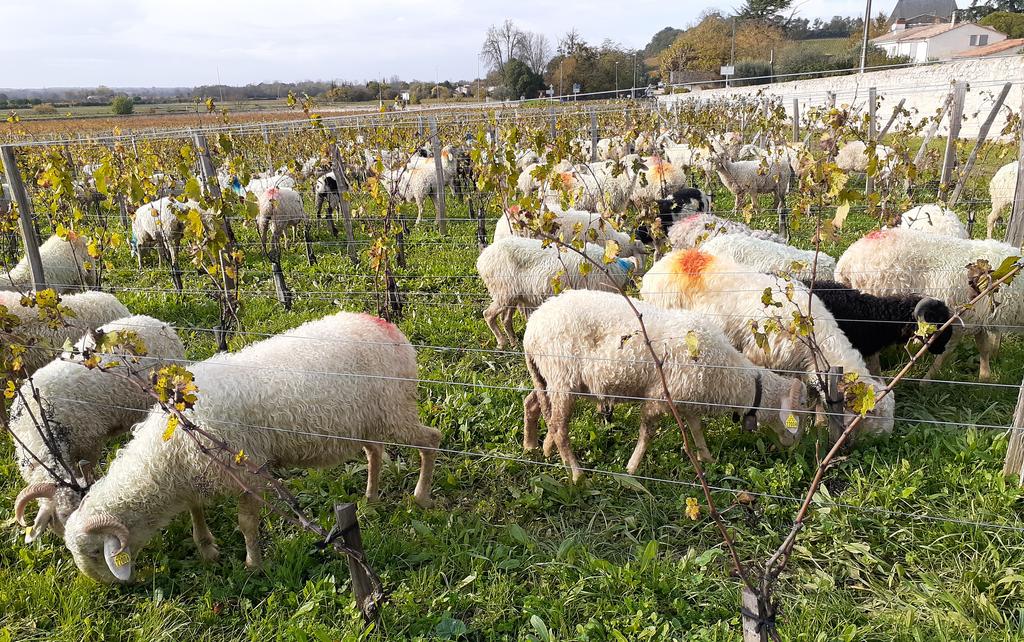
728 17 737 88
860 0 874 73
615 61 619 99
632 53 637 99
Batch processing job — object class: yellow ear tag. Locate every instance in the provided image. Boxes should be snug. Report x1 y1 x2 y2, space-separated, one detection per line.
113 551 131 567
785 414 799 431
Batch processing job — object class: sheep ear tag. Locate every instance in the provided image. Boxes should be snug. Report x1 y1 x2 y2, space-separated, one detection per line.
104 538 132 581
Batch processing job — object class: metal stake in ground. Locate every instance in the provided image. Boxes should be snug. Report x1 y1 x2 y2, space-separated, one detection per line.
0 145 46 291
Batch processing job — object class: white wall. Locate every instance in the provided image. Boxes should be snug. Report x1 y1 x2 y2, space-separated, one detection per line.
927 26 1006 59
659 55 1024 140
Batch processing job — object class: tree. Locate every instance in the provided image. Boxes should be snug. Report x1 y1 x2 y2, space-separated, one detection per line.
480 19 526 72
503 58 545 99
966 0 1024 20
979 11 1024 37
523 32 552 75
644 27 684 57
110 95 134 115
657 11 784 79
737 0 794 25
557 28 587 56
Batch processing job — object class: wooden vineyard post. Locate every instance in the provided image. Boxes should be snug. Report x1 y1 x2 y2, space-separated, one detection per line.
826 92 836 111
549 107 557 139
865 87 877 198
1002 377 1024 483
590 110 599 163
826 366 845 445
193 133 240 346
877 97 906 139
953 82 1011 226
939 81 967 201
914 91 954 171
262 125 273 173
328 143 358 263
1004 90 1024 246
741 587 770 642
429 116 447 234
330 503 383 621
791 98 800 143
0 145 46 291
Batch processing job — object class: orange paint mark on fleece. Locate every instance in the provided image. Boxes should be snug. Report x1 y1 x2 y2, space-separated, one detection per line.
558 172 575 189
667 249 715 293
360 313 402 341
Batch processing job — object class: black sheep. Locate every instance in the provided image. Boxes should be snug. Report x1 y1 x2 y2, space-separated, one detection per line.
805 280 955 361
636 188 712 244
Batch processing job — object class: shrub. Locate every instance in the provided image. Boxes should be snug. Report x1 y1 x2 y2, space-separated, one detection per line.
110 96 134 115
979 11 1024 38
732 61 774 86
31 103 56 115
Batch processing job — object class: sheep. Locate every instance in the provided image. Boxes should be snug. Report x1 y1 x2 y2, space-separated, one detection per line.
131 198 203 290
245 173 296 194
522 289 807 480
553 160 636 214
835 228 1023 380
667 212 787 250
476 237 640 347
699 234 837 280
1 234 97 293
836 140 896 180
149 173 185 199
1 290 130 376
986 160 1019 239
628 155 689 206
635 188 712 246
516 159 573 198
313 171 344 237
255 187 314 265
640 249 895 436
62 311 441 582
708 150 791 213
898 204 968 239
11 315 187 543
492 207 647 259
662 142 714 175
383 146 456 224
803 280 954 372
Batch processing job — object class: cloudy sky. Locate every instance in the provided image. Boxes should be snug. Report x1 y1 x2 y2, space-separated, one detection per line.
3 0 876 88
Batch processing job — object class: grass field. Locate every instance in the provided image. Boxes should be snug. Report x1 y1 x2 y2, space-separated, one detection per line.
1 136 1024 640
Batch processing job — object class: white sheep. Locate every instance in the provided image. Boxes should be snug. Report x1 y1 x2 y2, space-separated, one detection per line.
1 234 97 293
986 160 1019 239
11 315 186 543
245 173 296 194
668 212 787 250
898 204 969 239
492 207 647 259
835 228 1023 380
699 234 837 280
522 289 807 480
382 147 456 224
641 249 895 436
836 140 896 181
476 237 639 347
709 151 791 212
1 290 130 377
256 187 313 264
63 311 442 583
131 197 201 272
628 155 689 206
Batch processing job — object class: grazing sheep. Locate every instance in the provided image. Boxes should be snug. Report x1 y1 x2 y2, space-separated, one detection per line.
522 290 807 480
63 312 442 583
662 143 714 175
1 234 97 294
313 171 343 237
476 237 639 347
516 159 573 198
708 151 791 212
699 234 837 280
986 160 1019 239
383 146 456 224
835 228 1023 380
1 290 130 376
898 204 968 239
628 155 689 206
635 188 712 246
493 207 647 259
256 187 313 265
245 173 296 194
667 212 787 250
11 315 186 543
836 140 895 176
641 249 895 436
803 280 954 370
131 198 203 289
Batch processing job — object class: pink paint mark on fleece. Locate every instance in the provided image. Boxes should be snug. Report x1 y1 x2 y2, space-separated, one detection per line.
266 187 280 200
684 213 702 223
864 229 890 241
359 313 402 341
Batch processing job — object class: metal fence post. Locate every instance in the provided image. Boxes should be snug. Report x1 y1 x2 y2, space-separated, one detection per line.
0 146 45 290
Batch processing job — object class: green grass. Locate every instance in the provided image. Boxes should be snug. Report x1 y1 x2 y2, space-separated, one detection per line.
2 156 1024 641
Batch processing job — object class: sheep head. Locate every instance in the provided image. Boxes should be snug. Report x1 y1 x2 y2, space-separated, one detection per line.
65 512 134 583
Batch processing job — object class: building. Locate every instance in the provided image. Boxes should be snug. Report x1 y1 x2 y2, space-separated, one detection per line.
952 37 1024 59
889 0 958 27
872 22 1006 62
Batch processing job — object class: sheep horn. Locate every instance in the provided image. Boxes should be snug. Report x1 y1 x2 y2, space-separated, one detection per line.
82 514 130 554
14 483 57 527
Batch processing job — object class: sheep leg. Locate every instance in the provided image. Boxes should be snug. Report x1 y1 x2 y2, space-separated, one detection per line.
866 353 882 375
924 330 963 380
523 390 543 451
326 196 339 237
483 300 508 348
363 443 382 501
976 330 1000 382
986 206 1001 239
136 247 144 270
414 198 424 226
168 242 183 293
407 423 441 508
546 392 583 482
237 494 263 568
189 505 220 562
626 404 658 475
683 412 714 463
304 221 316 266
500 307 518 347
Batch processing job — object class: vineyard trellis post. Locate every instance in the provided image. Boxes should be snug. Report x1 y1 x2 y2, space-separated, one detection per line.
791 99 799 143
865 87 876 198
939 80 967 201
826 92 836 111
826 366 845 445
429 116 448 234
877 98 905 139
1001 376 1024 483
329 143 358 264
741 587 770 642
953 82 1011 221
1006 89 1024 246
590 110 599 163
261 125 273 173
329 503 379 618
549 107 557 139
914 90 954 171
0 145 46 290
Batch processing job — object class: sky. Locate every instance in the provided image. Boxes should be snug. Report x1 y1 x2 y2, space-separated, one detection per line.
2 0 876 88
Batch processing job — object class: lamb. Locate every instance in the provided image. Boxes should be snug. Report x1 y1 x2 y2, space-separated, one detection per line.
835 228 1023 380
708 150 791 212
492 207 647 259
476 237 640 347
522 290 807 480
986 160 1019 239
1 234 97 293
1 290 130 376
640 249 895 436
898 204 968 239
699 234 837 280
803 280 953 370
63 311 442 583
11 315 186 543
667 212 787 250
256 187 314 265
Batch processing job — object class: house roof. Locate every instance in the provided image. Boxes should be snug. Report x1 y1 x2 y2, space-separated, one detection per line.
953 37 1024 58
872 22 1002 44
890 0 958 22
